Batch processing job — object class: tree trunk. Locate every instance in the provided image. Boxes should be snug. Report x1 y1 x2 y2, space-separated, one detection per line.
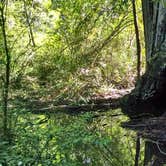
144 141 166 166
0 1 11 138
132 0 141 81
121 0 166 118
106 1 166 162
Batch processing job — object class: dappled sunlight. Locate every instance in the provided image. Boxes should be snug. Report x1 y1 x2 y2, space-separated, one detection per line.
1 0 165 165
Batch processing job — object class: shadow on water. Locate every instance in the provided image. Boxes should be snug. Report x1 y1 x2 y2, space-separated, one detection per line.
2 108 166 165
47 108 144 166
122 116 166 166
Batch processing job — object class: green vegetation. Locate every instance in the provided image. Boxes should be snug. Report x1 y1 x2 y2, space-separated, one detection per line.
0 0 146 165
1 110 144 165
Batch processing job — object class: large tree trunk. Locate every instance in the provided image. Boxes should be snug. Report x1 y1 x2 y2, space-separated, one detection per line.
121 0 166 118
122 2 166 165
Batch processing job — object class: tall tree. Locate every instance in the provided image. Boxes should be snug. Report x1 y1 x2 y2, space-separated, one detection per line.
122 0 166 118
0 0 11 138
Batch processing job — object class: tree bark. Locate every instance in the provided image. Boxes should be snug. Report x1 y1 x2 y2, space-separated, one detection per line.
121 0 166 118
134 135 141 166
132 0 141 80
0 2 11 138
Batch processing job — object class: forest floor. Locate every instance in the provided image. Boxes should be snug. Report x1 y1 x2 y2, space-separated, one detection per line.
11 87 133 114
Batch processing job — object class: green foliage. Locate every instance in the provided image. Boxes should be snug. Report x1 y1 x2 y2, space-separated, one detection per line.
0 0 145 165
0 0 145 97
23 0 145 103
0 110 142 165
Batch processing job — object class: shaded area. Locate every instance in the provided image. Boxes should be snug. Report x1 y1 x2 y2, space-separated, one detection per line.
10 89 131 114
121 52 166 118
122 115 166 165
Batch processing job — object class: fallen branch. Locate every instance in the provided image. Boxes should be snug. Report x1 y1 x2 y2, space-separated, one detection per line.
32 99 121 114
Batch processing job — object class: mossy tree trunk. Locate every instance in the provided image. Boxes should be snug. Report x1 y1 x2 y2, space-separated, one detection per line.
122 0 166 118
